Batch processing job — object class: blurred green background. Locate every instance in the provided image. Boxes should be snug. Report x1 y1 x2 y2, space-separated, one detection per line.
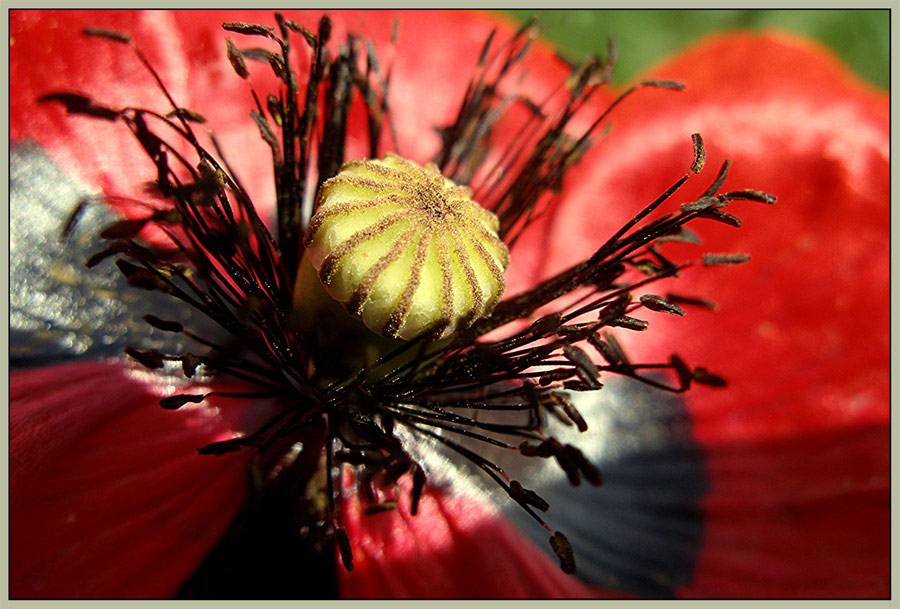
505 10 888 90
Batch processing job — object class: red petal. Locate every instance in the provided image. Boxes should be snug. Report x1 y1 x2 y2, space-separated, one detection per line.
338 478 613 598
10 10 571 227
10 9 583 599
16 10 887 599
10 360 274 598
682 424 889 598
536 33 887 597
11 10 281 216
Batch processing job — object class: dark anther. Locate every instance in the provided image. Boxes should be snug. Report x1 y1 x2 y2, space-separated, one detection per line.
681 196 722 213
598 294 631 324
670 353 693 391
165 108 207 124
198 437 256 456
640 294 686 316
159 394 207 410
529 312 564 336
720 189 777 204
665 293 718 310
180 354 203 379
550 531 576 574
363 500 398 515
38 93 120 121
143 314 183 333
61 197 92 238
124 346 165 370
692 367 728 387
520 438 562 458
690 132 705 174
609 316 649 331
335 528 354 572
99 218 150 240
225 38 250 79
82 28 132 43
702 253 751 266
114 259 170 292
701 208 742 227
551 392 588 432
221 22 276 38
410 465 427 516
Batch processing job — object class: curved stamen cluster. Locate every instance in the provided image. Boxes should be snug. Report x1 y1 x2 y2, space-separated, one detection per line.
48 14 775 583
304 154 509 340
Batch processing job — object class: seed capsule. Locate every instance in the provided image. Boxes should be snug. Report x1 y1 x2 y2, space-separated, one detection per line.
304 154 509 340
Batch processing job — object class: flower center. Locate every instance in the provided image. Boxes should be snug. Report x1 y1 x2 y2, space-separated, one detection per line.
418 182 452 220
301 153 509 341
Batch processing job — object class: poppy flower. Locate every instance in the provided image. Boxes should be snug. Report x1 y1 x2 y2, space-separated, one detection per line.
9 9 888 600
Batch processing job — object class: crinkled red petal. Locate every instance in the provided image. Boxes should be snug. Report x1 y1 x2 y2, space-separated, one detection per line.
537 32 888 597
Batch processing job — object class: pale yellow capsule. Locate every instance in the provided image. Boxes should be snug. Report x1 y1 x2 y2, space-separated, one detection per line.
303 154 510 341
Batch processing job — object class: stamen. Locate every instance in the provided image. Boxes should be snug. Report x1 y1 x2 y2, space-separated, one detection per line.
50 15 776 582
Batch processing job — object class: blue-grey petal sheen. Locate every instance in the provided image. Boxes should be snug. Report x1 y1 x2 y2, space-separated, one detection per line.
499 378 706 597
417 376 707 597
10 142 206 366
